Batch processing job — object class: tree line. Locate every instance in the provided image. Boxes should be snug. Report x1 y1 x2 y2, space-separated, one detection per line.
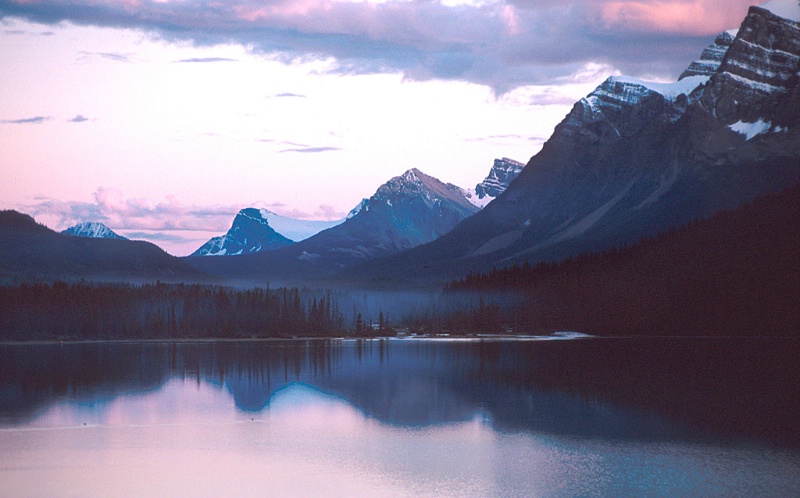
0 282 379 341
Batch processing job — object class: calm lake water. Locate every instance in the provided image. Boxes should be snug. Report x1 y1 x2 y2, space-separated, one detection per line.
1 337 799 496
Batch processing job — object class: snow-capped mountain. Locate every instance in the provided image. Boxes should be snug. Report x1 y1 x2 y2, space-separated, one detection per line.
61 222 127 240
187 168 479 281
464 158 525 208
346 0 800 284
192 208 293 256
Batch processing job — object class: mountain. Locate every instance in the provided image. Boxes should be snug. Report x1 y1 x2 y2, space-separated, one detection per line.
344 1 800 286
61 221 127 240
187 168 479 282
192 208 294 256
0 210 206 284
463 157 525 208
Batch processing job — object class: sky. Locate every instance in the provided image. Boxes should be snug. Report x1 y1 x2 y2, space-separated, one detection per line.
0 0 764 255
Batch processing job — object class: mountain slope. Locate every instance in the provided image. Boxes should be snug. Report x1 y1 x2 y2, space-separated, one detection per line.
344 2 800 286
62 222 127 240
192 208 294 256
450 182 800 337
0 211 206 284
187 168 479 283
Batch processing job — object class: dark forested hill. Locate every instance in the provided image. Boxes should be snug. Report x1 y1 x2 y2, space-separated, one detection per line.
447 183 800 336
0 210 206 284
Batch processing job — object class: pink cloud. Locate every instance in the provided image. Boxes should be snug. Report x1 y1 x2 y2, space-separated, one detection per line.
598 0 756 35
500 4 521 36
26 190 347 235
3 0 754 91
28 189 235 233
314 204 345 220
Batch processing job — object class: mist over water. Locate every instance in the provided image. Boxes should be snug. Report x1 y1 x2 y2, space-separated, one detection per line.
2 338 799 496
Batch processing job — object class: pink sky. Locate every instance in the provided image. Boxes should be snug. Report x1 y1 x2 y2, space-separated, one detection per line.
0 0 765 254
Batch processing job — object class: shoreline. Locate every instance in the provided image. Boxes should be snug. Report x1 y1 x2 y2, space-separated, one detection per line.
0 332 592 346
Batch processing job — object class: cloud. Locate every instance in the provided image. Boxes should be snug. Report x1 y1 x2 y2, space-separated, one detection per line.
279 146 341 153
314 204 345 220
3 27 52 35
121 231 200 244
26 190 349 237
466 133 547 144
273 92 307 98
176 57 236 63
27 188 238 233
77 51 131 62
1 115 51 124
596 0 755 35
0 0 761 92
260 204 345 220
68 114 90 123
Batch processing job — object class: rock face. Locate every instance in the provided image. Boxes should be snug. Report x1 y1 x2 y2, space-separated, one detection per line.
187 169 479 282
62 222 127 240
346 2 800 285
465 158 525 208
192 208 294 256
679 31 736 80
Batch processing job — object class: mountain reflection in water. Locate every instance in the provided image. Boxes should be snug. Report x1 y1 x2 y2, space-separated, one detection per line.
2 338 800 496
2 337 799 447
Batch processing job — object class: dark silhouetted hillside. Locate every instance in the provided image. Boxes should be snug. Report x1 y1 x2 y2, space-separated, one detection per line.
448 183 800 336
0 210 207 284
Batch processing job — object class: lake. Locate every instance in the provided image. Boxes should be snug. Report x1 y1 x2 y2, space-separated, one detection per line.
1 337 799 496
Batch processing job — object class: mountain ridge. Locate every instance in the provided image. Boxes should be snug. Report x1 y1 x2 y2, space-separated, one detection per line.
186 168 480 284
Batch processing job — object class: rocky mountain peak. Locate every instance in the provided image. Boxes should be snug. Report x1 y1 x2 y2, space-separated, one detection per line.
679 30 737 80
551 74 708 150
700 2 800 126
61 222 127 240
464 158 526 208
373 168 477 213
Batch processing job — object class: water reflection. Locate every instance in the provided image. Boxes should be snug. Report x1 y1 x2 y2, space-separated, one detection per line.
2 338 799 447
2 338 800 496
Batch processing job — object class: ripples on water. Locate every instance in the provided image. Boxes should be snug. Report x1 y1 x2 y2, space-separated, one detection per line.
1 337 799 496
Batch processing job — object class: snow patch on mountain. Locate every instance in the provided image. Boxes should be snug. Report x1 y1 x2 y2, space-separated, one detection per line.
608 75 710 101
729 119 773 139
